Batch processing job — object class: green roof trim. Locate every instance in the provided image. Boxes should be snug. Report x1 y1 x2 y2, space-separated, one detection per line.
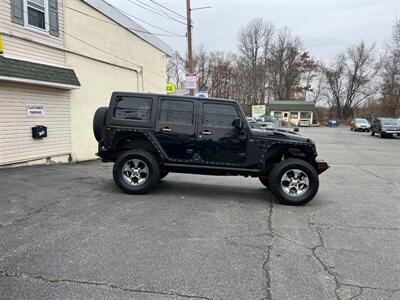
0 56 80 87
268 100 316 112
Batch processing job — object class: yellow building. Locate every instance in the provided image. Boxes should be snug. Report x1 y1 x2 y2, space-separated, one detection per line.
268 101 316 127
0 0 172 166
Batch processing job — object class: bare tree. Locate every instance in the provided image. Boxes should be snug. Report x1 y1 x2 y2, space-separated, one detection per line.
267 28 303 100
193 45 211 92
380 19 400 117
166 51 185 89
323 41 378 120
238 18 274 105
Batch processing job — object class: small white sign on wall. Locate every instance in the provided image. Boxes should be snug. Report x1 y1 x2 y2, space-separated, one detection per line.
26 104 45 117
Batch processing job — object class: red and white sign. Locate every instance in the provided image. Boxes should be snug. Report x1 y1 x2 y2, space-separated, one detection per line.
185 72 197 89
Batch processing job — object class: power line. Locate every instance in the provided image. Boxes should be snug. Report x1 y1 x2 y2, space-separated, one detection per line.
115 6 186 37
136 0 187 23
149 0 187 21
65 5 185 37
127 0 187 25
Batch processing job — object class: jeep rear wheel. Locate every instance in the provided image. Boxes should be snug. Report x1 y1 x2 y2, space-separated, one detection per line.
113 150 160 194
269 158 319 206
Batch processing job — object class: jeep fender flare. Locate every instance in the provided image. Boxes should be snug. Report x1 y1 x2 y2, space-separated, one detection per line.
110 129 169 161
258 140 316 174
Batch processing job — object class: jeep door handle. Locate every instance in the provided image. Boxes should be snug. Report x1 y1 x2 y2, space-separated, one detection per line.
202 130 212 135
162 127 172 132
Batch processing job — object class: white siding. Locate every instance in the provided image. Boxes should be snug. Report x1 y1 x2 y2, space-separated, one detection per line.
0 0 65 65
0 82 70 165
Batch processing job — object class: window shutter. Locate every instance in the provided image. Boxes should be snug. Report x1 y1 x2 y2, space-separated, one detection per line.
48 0 59 36
10 0 24 25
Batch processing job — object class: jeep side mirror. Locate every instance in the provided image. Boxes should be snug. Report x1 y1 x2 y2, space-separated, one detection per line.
232 118 243 129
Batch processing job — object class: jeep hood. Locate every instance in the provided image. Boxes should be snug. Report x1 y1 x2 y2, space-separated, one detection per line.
250 128 312 143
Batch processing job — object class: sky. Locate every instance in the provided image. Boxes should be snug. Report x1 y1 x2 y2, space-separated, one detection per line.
108 0 400 63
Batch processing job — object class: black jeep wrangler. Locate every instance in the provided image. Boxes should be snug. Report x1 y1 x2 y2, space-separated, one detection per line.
93 93 329 205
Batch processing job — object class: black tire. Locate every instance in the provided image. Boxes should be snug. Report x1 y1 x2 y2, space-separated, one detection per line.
379 131 385 138
259 176 270 189
159 171 169 180
113 150 160 194
269 158 319 206
93 107 108 141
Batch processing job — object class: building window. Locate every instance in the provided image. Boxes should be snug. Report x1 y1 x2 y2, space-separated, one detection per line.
203 103 239 127
273 111 282 119
114 96 152 121
159 99 194 125
300 111 312 119
26 0 48 31
290 112 299 119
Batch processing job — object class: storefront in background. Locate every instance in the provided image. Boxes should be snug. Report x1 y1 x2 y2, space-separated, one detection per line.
267 100 316 127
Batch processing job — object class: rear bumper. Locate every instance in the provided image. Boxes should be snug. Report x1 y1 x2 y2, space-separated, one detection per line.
315 159 330 174
96 144 116 162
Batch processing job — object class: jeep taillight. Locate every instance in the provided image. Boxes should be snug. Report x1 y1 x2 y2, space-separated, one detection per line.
317 161 329 173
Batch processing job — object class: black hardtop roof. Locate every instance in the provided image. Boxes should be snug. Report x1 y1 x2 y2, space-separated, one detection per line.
112 92 238 104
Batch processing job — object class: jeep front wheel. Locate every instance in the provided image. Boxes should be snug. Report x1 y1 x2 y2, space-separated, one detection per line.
269 158 319 206
113 150 160 194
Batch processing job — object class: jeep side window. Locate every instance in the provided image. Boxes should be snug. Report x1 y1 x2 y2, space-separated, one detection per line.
203 103 239 127
159 99 194 125
113 96 152 121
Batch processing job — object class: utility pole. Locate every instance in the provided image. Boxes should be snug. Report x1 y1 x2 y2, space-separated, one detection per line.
186 0 194 96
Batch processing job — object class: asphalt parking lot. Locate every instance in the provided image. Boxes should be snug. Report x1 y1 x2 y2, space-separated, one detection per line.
0 127 399 300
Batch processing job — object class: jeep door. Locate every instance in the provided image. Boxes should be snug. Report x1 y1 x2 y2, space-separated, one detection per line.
155 97 196 160
196 101 248 164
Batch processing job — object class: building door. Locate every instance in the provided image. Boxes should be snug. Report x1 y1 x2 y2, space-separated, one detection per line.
283 112 289 123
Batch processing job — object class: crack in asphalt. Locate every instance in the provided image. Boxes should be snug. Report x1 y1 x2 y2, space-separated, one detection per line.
307 218 342 300
0 270 219 300
1 198 64 228
341 282 400 293
354 165 400 186
305 218 400 300
314 223 400 231
347 286 363 300
262 199 275 300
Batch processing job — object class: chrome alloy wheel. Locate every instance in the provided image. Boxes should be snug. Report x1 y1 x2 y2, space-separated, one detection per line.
122 159 149 186
280 169 310 197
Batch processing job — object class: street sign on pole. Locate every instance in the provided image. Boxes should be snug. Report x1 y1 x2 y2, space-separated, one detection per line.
185 72 197 90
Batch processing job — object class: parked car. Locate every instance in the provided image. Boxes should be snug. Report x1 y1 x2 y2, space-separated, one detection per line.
326 119 340 127
370 118 400 138
246 117 257 124
256 115 281 129
93 93 329 205
350 118 370 132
